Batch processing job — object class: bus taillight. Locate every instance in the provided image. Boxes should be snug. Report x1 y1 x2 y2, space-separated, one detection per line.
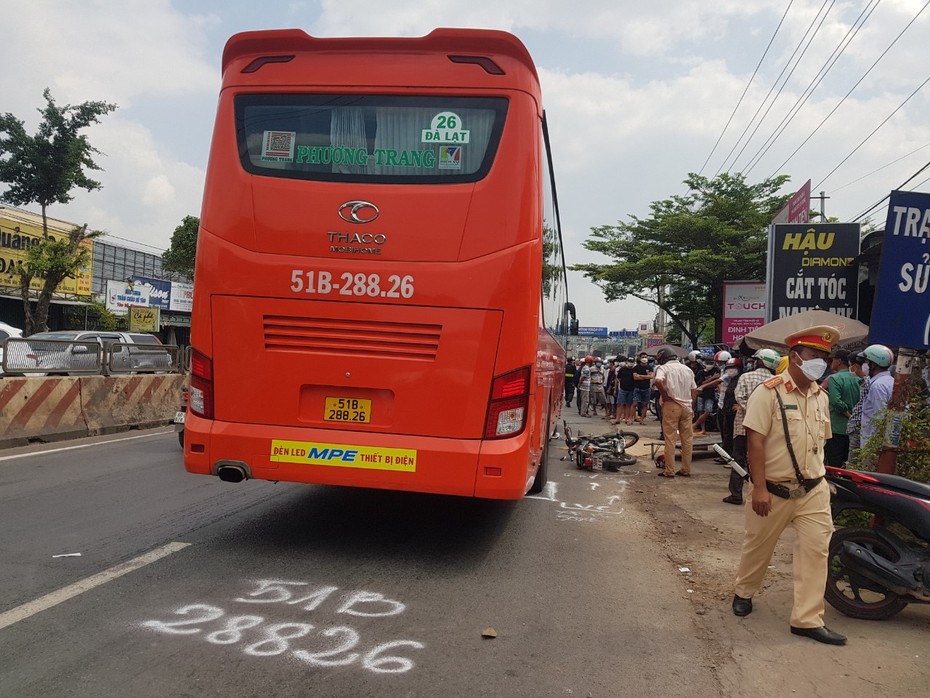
484 366 530 438
189 348 214 419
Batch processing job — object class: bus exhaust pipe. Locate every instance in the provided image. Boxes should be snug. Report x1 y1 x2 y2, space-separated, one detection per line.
217 465 246 483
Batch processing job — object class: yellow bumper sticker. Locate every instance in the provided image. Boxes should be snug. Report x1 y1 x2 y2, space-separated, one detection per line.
270 439 417 472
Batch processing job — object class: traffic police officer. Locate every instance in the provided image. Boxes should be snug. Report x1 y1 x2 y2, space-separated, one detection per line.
731 324 847 645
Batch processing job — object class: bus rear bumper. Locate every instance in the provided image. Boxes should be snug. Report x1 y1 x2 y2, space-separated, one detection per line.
182 415 534 499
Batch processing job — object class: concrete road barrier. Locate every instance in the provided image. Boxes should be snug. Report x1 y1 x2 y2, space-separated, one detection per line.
0 377 88 447
0 374 186 449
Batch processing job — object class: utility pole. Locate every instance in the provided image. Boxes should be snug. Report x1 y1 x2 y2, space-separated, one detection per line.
815 191 830 220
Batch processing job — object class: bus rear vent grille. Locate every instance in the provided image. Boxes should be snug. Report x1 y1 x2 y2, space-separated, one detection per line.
263 315 442 360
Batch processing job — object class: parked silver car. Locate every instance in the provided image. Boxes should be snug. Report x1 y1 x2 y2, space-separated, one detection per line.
0 321 24 376
4 330 174 375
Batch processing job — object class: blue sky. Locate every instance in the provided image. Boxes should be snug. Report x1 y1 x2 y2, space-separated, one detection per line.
4 0 930 331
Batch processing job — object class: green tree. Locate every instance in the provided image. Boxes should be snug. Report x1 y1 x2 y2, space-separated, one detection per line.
572 172 790 346
0 88 117 334
16 224 102 335
162 215 200 279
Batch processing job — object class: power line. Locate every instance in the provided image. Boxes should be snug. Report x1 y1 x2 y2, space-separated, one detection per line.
726 0 837 174
815 72 930 190
831 141 930 192
698 0 794 175
715 0 833 176
742 0 881 175
850 157 930 221
769 0 930 177
912 174 930 189
98 233 167 254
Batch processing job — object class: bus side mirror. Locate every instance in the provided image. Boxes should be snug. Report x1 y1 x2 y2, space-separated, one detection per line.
570 319 579 336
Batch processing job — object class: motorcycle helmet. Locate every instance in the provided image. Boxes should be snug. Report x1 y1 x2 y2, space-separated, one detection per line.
585 355 594 363
687 350 701 362
655 348 676 364
861 344 894 368
752 348 781 372
714 350 732 364
725 357 742 368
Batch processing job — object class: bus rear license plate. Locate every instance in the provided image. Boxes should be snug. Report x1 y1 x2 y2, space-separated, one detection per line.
324 397 372 423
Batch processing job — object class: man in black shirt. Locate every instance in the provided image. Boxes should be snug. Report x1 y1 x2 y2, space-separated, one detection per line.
615 357 637 424
632 355 654 424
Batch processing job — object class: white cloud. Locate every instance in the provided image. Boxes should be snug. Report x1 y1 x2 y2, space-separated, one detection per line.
3 0 929 334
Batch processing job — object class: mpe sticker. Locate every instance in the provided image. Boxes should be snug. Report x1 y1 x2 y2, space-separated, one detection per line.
271 439 417 472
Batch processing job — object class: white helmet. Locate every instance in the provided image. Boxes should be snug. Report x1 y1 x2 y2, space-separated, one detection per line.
752 348 781 372
714 350 732 363
687 350 701 361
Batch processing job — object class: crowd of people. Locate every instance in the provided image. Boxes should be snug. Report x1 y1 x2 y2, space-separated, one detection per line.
564 337 900 489
563 353 654 424
565 327 907 647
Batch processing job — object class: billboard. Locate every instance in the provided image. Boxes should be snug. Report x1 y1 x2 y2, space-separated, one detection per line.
169 281 193 312
577 326 609 337
870 190 930 349
771 179 811 225
106 279 150 315
129 305 160 333
766 223 860 321
722 281 767 346
130 275 171 310
0 208 93 295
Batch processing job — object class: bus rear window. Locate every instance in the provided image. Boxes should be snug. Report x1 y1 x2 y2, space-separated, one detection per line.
235 95 508 184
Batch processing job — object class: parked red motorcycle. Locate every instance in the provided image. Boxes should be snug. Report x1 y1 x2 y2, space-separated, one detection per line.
825 465 930 620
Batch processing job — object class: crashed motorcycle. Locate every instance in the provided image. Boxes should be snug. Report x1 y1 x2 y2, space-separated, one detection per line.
561 420 638 471
825 465 930 620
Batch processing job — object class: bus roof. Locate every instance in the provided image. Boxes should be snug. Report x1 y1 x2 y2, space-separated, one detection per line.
221 28 540 100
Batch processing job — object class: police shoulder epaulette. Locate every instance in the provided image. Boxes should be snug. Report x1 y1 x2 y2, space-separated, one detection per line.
763 375 783 389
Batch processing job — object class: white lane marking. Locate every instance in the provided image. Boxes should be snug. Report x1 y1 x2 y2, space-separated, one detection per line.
0 541 190 631
0 430 171 463
524 481 558 501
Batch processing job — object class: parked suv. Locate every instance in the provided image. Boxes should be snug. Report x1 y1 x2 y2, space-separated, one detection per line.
5 330 174 375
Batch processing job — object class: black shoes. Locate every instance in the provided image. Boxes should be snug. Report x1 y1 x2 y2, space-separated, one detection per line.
790 626 847 645
732 595 753 616
722 495 743 505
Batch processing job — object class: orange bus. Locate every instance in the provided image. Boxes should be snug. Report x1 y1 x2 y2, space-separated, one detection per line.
184 28 576 499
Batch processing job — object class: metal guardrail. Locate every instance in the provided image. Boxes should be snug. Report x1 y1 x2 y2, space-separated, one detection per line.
1 338 181 376
108 342 180 374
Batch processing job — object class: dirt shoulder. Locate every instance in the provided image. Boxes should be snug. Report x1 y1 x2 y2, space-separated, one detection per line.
559 409 930 698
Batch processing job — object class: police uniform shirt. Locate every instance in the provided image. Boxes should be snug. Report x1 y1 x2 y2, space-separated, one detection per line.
741 374 831 482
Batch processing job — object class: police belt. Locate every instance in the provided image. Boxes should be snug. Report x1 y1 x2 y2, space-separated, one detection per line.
765 477 823 500
766 388 824 500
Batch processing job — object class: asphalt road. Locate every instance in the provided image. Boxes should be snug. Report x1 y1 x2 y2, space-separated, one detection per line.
0 428 720 697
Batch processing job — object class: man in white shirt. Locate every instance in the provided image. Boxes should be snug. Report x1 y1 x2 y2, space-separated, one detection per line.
653 348 698 478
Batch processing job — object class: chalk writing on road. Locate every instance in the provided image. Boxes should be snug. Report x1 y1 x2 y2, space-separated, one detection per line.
140 580 424 674
526 473 627 524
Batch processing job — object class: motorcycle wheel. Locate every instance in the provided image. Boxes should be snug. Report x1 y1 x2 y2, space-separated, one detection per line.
825 527 909 620
178 430 184 448
575 449 587 470
621 432 639 449
606 453 637 468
